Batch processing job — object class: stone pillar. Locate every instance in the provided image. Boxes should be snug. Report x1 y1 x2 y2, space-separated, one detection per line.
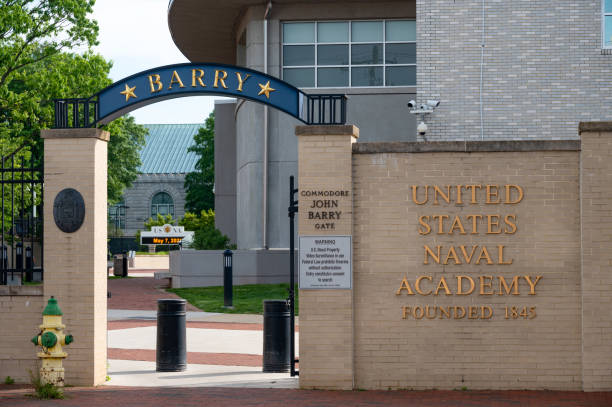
579 122 612 391
41 128 108 386
296 125 358 390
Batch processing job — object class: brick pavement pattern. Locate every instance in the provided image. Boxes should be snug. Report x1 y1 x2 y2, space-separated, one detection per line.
2 388 612 407
108 320 265 331
108 276 199 311
108 348 262 367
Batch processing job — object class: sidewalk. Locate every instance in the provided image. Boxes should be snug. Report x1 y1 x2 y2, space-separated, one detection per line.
105 273 298 389
3 273 611 405
3 387 612 407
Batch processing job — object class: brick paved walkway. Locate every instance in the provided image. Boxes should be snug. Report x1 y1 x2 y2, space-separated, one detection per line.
108 276 199 311
2 387 612 407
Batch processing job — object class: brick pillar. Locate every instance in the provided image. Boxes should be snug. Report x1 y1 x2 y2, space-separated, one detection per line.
296 125 358 390
579 122 612 391
41 129 108 386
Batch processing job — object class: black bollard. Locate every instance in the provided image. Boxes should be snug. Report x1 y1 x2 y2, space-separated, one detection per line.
156 299 187 372
262 300 291 372
122 251 128 277
223 249 233 307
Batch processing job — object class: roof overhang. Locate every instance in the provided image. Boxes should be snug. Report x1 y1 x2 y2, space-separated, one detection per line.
168 0 416 65
167 0 262 65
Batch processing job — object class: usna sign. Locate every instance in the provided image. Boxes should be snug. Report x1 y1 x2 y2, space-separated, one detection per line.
140 224 194 246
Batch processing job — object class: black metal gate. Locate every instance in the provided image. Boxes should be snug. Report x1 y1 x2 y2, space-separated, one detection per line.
0 144 43 285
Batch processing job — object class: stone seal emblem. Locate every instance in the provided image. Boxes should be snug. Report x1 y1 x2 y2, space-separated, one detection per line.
53 188 85 233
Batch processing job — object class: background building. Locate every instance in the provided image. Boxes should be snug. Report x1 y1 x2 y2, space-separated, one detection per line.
167 0 612 252
108 123 201 240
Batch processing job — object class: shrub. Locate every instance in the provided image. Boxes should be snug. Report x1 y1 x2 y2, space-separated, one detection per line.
180 210 234 250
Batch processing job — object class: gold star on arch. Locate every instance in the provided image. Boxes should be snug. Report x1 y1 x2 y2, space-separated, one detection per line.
258 81 275 99
120 83 137 102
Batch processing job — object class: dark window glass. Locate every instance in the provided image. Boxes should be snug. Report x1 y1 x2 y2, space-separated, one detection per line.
283 68 315 88
385 43 416 64
385 66 416 86
317 45 349 65
351 44 383 65
317 67 349 87
283 45 315 66
151 193 174 217
351 67 383 86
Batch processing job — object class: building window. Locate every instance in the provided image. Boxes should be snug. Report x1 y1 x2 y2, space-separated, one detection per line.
109 201 126 230
282 20 416 88
151 192 174 218
604 0 612 48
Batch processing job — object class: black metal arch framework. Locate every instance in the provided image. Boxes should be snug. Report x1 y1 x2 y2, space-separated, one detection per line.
53 64 347 128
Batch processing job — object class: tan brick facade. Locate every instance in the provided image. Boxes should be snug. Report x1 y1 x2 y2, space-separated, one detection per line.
297 125 358 390
0 287 44 383
297 124 612 391
352 147 581 390
580 124 612 391
40 129 108 386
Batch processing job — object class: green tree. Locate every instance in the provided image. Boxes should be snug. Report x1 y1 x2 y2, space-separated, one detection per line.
184 112 214 212
0 0 99 144
0 1 146 204
105 116 146 203
179 210 233 250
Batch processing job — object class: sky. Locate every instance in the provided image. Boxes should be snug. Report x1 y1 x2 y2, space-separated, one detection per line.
91 0 218 124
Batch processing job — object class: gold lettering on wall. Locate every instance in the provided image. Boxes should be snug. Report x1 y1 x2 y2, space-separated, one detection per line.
168 70 185 89
214 70 228 89
235 72 252 92
148 74 163 93
192 69 206 87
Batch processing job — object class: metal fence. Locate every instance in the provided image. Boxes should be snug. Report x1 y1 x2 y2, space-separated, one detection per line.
0 144 44 285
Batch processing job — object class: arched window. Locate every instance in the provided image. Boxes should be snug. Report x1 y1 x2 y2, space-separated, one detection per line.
151 192 174 218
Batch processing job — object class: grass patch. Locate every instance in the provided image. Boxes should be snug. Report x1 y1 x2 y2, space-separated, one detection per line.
107 276 135 280
168 283 298 315
28 370 64 400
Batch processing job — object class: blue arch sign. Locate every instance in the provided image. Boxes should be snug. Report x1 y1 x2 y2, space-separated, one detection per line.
53 63 346 127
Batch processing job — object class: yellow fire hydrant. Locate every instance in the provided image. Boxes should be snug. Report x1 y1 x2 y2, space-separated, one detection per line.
31 296 74 387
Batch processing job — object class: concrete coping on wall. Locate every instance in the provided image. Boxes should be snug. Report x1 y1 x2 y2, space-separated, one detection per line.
579 122 612 134
296 125 359 138
41 128 110 141
352 140 581 154
0 284 43 296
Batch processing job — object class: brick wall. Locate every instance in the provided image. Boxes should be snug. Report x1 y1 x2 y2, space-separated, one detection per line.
580 124 612 391
0 287 44 383
297 125 358 390
417 0 612 140
41 129 108 386
352 141 582 390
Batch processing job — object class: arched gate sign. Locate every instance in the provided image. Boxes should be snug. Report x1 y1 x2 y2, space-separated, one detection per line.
53 63 346 128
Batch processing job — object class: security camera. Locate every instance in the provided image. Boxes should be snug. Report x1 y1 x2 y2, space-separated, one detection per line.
427 100 440 108
417 121 428 136
407 100 416 109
